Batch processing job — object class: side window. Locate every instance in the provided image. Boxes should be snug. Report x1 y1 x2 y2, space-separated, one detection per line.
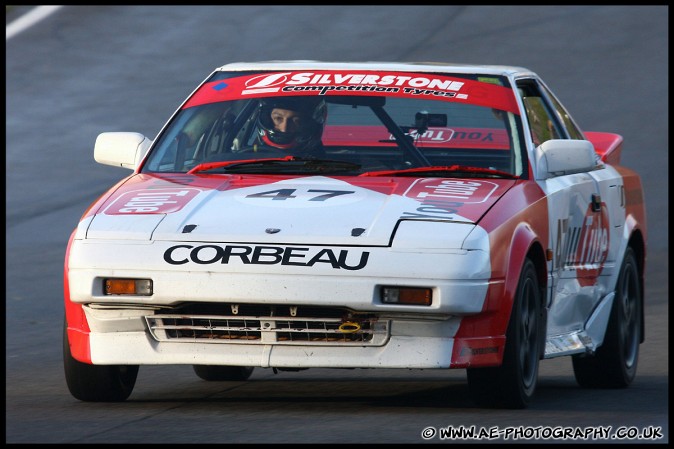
541 84 585 140
521 96 560 146
517 80 563 146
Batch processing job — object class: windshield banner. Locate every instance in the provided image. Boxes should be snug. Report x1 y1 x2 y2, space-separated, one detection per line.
183 71 520 113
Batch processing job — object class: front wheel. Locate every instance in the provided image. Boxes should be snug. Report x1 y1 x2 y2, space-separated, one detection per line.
63 319 138 402
193 365 254 381
572 247 641 388
467 258 543 409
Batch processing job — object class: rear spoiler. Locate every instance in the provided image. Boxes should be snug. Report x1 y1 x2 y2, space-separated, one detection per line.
584 132 623 165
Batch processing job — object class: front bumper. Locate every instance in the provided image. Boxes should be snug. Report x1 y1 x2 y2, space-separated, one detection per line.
75 306 463 368
66 239 507 369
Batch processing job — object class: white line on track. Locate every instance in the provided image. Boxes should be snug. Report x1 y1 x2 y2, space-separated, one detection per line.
6 5 63 40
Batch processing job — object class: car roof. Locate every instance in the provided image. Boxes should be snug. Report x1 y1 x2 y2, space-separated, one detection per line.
216 60 535 78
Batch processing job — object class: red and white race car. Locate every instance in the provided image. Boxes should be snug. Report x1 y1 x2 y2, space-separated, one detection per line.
64 61 647 408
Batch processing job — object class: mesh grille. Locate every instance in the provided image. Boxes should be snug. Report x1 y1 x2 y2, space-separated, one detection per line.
145 305 389 346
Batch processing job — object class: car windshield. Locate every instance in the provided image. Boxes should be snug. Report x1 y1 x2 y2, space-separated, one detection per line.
142 70 526 177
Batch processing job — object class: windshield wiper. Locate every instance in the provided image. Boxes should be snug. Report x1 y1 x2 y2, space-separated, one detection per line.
188 156 361 175
359 165 519 179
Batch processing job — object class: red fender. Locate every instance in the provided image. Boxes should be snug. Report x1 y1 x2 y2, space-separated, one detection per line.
63 229 92 363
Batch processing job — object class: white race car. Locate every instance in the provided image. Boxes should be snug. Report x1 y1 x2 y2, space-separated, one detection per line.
64 61 647 408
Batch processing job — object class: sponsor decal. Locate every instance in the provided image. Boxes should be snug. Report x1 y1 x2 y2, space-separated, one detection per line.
401 179 497 219
396 128 455 143
449 130 500 143
183 71 520 113
554 201 610 285
243 72 466 96
322 125 509 149
388 128 505 146
104 188 201 214
164 244 370 270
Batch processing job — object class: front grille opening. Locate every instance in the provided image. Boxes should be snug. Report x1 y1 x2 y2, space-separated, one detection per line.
274 319 373 343
145 304 389 346
161 317 261 340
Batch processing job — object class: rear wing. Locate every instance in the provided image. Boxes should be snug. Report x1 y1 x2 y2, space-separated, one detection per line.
585 132 623 165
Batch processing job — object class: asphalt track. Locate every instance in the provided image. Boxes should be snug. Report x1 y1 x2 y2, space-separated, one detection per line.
6 6 668 444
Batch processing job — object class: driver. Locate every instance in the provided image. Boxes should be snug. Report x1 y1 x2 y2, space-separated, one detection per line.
255 97 327 155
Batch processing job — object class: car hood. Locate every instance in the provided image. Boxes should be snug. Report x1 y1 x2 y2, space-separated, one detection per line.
85 173 516 245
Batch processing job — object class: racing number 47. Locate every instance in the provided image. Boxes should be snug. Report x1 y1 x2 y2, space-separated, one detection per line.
246 189 355 201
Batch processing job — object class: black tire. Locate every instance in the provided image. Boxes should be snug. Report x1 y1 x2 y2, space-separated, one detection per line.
193 365 254 381
63 319 139 402
467 258 542 409
572 247 641 388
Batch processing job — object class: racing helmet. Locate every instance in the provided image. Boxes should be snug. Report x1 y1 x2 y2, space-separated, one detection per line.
256 96 327 151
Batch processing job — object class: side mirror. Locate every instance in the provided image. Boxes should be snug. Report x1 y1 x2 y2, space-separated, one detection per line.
94 132 152 170
534 139 598 180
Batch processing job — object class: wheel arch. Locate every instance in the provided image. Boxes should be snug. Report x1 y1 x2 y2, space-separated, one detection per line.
503 223 548 310
64 229 92 364
501 224 548 359
523 240 548 359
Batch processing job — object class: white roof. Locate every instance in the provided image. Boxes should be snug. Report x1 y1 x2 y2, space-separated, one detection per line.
216 60 534 77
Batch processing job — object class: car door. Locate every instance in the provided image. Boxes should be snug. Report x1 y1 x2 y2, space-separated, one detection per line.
517 77 624 356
